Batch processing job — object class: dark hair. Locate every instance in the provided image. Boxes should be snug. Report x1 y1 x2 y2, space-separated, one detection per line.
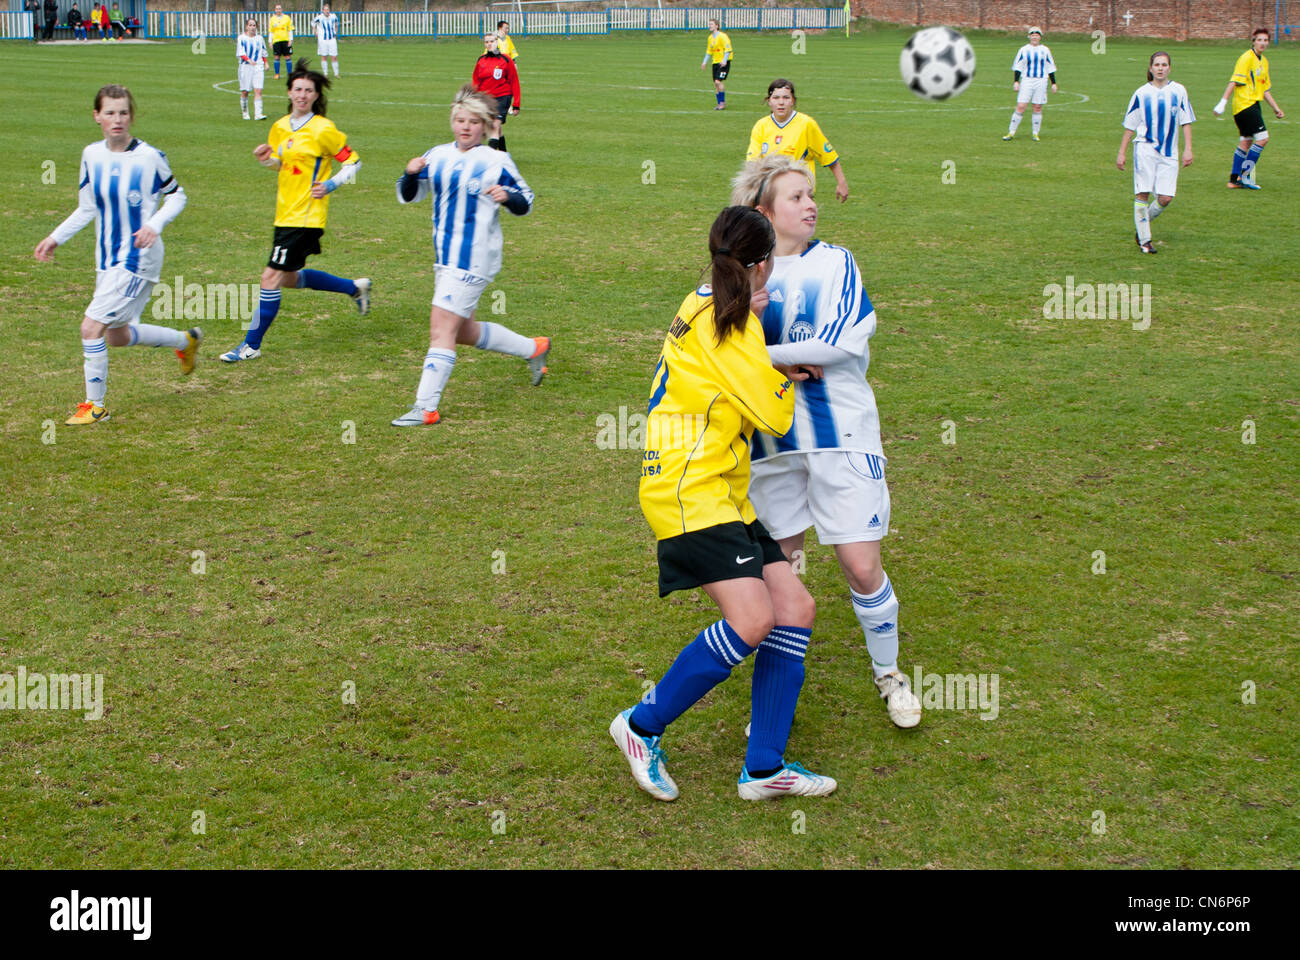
1252 27 1270 40
94 84 135 116
287 58 330 116
1146 51 1170 82
699 206 774 345
497 20 508 29
766 78 796 101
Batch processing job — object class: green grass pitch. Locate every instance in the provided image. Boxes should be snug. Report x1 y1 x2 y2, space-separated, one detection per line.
0 24 1295 868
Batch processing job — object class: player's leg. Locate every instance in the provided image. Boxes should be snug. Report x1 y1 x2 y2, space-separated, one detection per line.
330 54 339 77
1031 101 1044 139
1240 129 1267 187
240 83 250 120
461 312 550 386
252 72 265 120
1006 98 1028 138
1230 136 1252 184
71 314 111 423
393 294 464 425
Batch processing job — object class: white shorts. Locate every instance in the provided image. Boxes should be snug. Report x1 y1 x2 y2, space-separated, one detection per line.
432 266 490 320
1017 77 1049 105
1133 142 1179 197
86 267 155 328
238 62 264 91
317 38 337 57
749 450 890 545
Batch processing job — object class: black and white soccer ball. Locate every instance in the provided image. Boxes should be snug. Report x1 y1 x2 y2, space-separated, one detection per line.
900 27 976 100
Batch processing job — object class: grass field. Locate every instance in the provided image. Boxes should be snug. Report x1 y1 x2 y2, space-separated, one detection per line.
1 24 1296 869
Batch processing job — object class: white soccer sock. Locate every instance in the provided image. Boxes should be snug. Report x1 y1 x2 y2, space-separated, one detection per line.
320 59 328 75
850 574 900 678
475 322 534 359
416 348 456 412
83 337 108 405
1008 112 1024 134
1134 200 1152 243
1147 199 1165 220
254 96 263 116
332 61 339 77
1031 113 1042 134
240 93 248 114
129 323 186 349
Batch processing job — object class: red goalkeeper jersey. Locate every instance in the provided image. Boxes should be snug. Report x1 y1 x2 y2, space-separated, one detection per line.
471 53 521 106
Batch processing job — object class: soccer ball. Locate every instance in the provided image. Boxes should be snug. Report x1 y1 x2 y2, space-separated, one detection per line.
900 27 976 100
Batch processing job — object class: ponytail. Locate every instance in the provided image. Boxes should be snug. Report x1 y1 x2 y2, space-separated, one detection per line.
702 206 775 345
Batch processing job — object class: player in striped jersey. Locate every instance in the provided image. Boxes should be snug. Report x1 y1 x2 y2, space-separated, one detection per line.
1117 52 1195 254
1214 28 1285 189
390 85 548 427
313 3 339 78
219 59 369 364
747 78 848 203
1003 27 1057 141
236 19 269 121
733 155 923 730
610 205 836 802
33 86 200 426
269 5 294 81
701 18 732 110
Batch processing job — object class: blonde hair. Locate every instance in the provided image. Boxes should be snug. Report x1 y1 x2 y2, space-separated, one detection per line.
449 83 497 129
730 156 812 210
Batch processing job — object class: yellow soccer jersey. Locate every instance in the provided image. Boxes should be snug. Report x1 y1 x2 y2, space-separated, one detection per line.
269 13 292 44
1231 49 1270 115
639 287 794 541
706 31 732 64
496 34 518 60
746 111 840 184
268 114 357 229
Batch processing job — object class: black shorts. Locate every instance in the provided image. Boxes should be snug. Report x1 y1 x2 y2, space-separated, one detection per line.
267 226 322 273
494 95 512 124
712 62 731 82
272 40 292 57
656 519 785 598
1233 101 1267 138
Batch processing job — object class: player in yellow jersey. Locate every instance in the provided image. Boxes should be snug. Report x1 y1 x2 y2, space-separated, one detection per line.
610 206 838 803
1214 27 1284 189
747 79 849 203
220 59 369 363
494 20 518 61
269 4 294 81
700 18 732 110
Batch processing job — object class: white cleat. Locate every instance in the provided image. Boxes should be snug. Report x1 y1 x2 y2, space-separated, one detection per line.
391 407 440 427
875 669 922 728
738 761 837 800
609 708 678 801
352 277 371 315
219 343 261 363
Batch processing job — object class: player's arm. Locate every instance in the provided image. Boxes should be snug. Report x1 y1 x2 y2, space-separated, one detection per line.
721 34 731 65
489 159 533 216
808 121 848 203
746 123 763 162
135 173 186 249
315 137 361 197
1216 55 1250 114
1116 127 1135 170
713 331 795 438
1263 90 1284 118
701 37 710 69
1181 121 1194 166
508 58 521 109
35 156 95 261
397 155 432 204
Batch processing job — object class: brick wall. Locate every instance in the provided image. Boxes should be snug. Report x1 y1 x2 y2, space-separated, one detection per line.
851 1 1280 41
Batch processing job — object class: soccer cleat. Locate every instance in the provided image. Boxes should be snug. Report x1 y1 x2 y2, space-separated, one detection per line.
242 112 250 120
1138 241 1158 254
176 327 202 375
352 277 372 315
1001 133 1014 140
1031 132 1041 141
254 113 267 121
65 402 110 425
609 708 678 801
738 761 837 800
219 343 261 363
1237 179 1261 191
527 336 550 386
874 669 923 729
391 407 440 427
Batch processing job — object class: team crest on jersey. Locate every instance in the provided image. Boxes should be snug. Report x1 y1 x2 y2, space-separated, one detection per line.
466 178 481 196
126 190 143 207
774 135 783 146
493 67 503 80
824 142 833 152
760 143 769 155
789 320 814 342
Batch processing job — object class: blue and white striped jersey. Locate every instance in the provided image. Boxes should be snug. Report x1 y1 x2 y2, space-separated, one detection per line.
1013 43 1055 79
49 139 186 281
237 33 267 64
397 142 534 281
1123 81 1195 159
313 12 337 41
752 240 882 460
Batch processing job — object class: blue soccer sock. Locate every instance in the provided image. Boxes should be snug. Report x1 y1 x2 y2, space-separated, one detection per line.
244 288 281 350
630 620 752 736
716 91 724 106
1230 147 1247 180
746 627 809 776
297 269 358 297
1241 143 1264 180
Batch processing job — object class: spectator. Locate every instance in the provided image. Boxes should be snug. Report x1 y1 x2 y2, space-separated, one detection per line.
42 0 59 41
109 2 126 39
68 4 86 40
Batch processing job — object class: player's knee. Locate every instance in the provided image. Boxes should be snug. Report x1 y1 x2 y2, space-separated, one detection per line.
731 604 775 649
260 266 283 288
844 558 884 596
1254 132 1269 145
776 587 815 631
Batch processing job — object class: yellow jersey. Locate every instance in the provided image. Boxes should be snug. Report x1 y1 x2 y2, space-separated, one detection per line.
496 33 518 60
746 111 840 184
705 31 732 64
1231 49 1271 115
268 113 358 229
269 13 292 44
639 287 794 541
